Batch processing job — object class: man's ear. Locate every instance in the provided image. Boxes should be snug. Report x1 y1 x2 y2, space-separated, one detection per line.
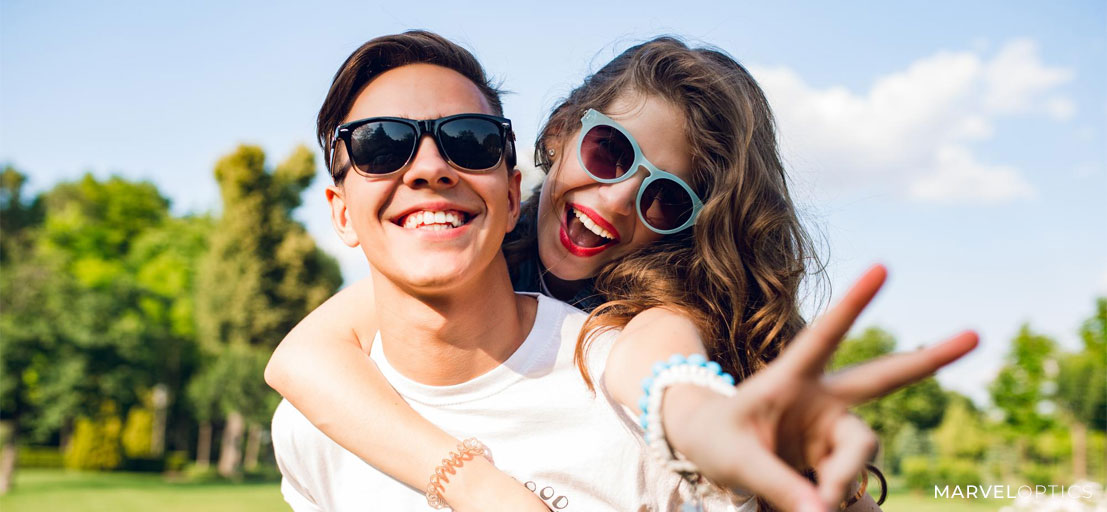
326 184 360 247
506 168 523 232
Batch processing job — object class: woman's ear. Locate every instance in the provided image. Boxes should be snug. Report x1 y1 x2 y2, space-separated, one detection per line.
537 130 566 169
326 185 360 247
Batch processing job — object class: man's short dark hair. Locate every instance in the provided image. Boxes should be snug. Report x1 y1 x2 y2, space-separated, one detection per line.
317 30 505 184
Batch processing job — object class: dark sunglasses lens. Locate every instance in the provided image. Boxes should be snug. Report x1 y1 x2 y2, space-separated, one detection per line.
349 121 417 174
640 179 695 231
439 118 503 170
581 125 634 180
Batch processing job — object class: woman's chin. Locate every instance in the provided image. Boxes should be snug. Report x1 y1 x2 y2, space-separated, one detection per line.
542 257 599 284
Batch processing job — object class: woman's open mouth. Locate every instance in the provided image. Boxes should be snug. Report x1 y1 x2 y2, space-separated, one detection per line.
559 203 619 257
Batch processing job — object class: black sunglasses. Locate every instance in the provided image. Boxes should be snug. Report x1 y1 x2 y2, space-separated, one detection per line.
330 114 515 176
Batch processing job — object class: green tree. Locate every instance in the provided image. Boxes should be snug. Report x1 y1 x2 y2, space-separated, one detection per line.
184 353 223 470
988 324 1062 482
990 325 1057 433
2 172 210 482
125 215 210 456
932 393 988 460
28 175 172 431
1056 298 1107 480
0 166 43 262
194 145 340 477
0 167 47 493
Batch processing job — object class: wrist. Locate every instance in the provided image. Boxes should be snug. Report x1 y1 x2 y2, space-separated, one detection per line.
425 438 492 509
660 383 730 456
436 446 549 512
637 354 736 483
438 456 496 510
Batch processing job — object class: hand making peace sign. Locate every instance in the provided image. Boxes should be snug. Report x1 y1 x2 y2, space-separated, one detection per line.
665 265 978 512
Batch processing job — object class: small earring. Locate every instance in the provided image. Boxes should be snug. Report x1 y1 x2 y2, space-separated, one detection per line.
547 148 555 156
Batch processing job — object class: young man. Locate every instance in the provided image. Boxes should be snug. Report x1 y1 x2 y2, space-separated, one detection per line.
270 31 684 511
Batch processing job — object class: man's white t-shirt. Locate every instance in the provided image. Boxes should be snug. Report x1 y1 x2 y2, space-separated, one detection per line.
272 293 754 511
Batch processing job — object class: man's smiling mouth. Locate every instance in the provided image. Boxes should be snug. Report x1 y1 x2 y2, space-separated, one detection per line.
397 209 472 231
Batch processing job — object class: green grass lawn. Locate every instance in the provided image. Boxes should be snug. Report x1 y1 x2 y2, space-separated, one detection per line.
0 469 287 512
1 468 1010 511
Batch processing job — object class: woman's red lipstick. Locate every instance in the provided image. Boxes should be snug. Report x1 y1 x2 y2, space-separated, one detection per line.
559 203 618 257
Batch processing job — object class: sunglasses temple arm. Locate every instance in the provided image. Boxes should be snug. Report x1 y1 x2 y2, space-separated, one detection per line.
328 131 343 175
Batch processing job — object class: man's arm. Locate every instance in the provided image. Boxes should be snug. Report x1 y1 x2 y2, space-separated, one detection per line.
265 277 549 511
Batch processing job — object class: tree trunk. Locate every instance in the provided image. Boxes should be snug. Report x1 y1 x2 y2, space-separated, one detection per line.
217 411 245 478
195 421 212 469
0 419 17 495
1072 420 1087 480
243 422 262 471
59 419 72 454
150 384 169 456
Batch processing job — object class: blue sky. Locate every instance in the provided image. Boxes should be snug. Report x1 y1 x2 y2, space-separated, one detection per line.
3 1 1105 404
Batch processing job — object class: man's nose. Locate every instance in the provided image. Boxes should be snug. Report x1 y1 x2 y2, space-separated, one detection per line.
402 135 458 189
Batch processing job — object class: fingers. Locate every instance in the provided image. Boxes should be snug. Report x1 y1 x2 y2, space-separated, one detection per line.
814 414 877 509
826 330 979 405
778 265 888 377
731 446 825 512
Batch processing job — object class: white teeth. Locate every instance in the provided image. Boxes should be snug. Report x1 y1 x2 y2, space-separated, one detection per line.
571 208 614 240
401 209 467 230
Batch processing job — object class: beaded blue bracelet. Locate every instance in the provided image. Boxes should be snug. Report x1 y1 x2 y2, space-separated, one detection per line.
638 354 735 429
637 354 738 510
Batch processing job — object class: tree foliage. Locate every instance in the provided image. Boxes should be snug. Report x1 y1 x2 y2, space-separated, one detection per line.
932 393 988 460
29 175 175 429
989 324 1058 433
193 145 340 474
2 170 210 450
1056 298 1107 431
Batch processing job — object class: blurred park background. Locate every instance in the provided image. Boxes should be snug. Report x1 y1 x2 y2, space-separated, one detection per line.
1 1 1105 510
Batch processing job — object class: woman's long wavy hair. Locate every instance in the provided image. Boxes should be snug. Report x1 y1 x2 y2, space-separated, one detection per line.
531 37 824 387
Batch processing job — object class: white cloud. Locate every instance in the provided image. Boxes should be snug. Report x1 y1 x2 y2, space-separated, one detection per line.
982 39 1074 114
953 115 994 140
754 38 1074 204
909 145 1035 202
1044 96 1076 120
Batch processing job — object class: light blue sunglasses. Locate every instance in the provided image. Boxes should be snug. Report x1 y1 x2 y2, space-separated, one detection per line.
576 109 704 235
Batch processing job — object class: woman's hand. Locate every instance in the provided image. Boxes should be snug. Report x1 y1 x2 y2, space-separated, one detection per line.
664 265 978 512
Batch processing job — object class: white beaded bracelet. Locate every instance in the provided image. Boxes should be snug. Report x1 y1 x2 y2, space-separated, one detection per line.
639 354 736 508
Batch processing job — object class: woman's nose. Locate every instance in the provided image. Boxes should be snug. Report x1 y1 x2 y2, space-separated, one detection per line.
596 167 645 217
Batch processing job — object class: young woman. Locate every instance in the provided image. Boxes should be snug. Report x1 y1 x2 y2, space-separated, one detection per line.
267 32 974 511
